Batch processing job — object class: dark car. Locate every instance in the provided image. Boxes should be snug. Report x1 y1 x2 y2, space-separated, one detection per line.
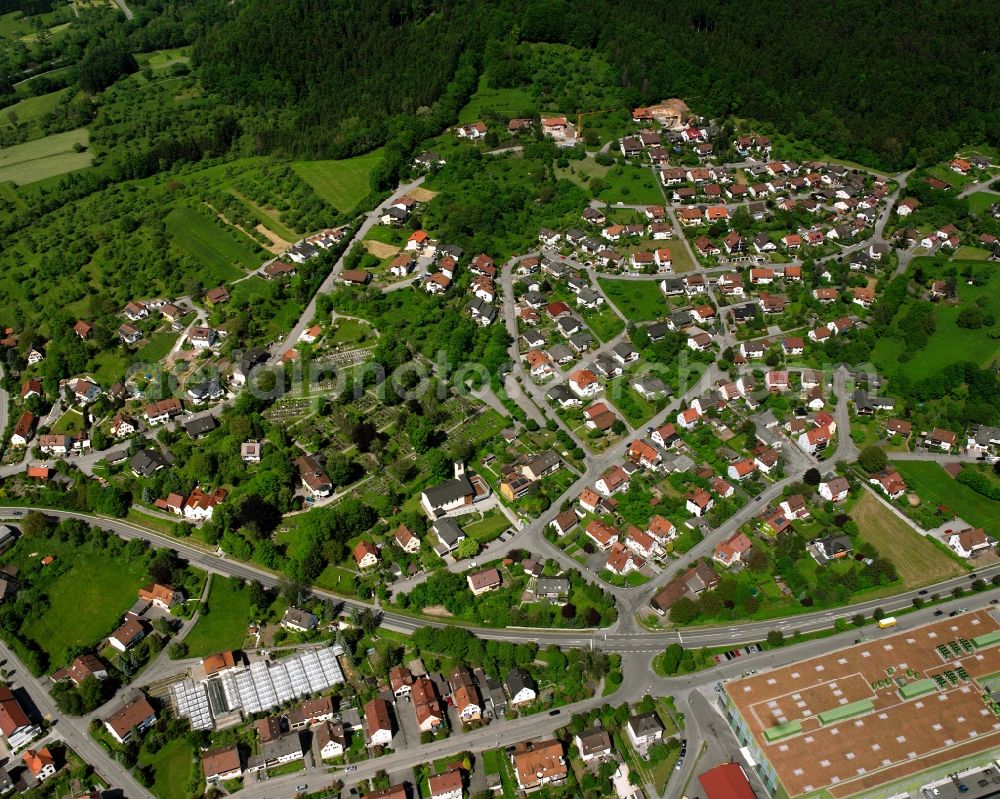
549 709 561 716
933 610 944 616
918 589 928 595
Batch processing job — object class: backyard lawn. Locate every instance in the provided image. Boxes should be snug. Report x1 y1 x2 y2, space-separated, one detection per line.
182 578 254 658
137 330 178 362
598 278 667 321
967 191 999 214
852 489 965 587
292 148 384 213
24 548 149 665
138 738 197 799
893 460 1000 536
463 510 511 542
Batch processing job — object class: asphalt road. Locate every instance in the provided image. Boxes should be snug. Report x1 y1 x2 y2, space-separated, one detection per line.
0 637 154 799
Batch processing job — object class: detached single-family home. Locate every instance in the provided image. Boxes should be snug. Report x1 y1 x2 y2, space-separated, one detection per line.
945 528 993 559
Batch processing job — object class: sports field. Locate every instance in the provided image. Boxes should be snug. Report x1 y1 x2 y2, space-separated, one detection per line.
0 128 92 185
853 489 964 587
292 148 383 213
165 205 262 281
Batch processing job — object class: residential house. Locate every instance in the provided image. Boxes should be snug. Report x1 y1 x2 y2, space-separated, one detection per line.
22 748 56 783
295 454 333 497
138 583 183 610
412 677 444 733
584 520 620 551
354 541 379 570
104 695 157 744
575 727 613 763
467 568 502 596
626 713 664 749
945 528 993 559
109 618 147 652
364 698 394 747
505 668 537 706
714 532 752 567
428 770 463 799
869 468 907 500
595 465 629 496
686 488 714 517
650 563 720 614
394 524 421 554
203 746 242 783
511 740 567 792
280 607 318 633
819 477 850 502
0 687 40 751
315 721 347 760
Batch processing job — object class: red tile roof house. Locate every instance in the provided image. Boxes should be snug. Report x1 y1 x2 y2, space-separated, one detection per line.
22 748 56 782
629 439 661 469
109 617 147 652
585 520 620 551
0 686 40 751
686 488 714 517
104 694 157 744
394 524 421 554
578 487 603 514
924 427 957 451
595 465 629 496
569 369 601 399
606 542 643 576
428 769 464 799
203 746 242 783
354 540 379 570
727 458 757 482
869 468 907 500
713 532 752 566
138 583 183 610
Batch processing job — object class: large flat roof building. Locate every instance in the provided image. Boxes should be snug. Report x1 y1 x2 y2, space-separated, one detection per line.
719 610 1000 799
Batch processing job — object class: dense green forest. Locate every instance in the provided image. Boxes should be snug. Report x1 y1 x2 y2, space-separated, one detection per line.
193 0 1000 170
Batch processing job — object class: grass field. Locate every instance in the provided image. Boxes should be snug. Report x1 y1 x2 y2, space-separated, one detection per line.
463 510 511 542
968 191 999 214
182 578 254 657
951 245 991 261
598 278 667 321
458 77 536 123
555 156 611 188
27 549 148 664
853 490 965 587
136 330 177 362
582 305 626 342
292 148 383 213
165 205 261 282
0 128 92 185
0 89 65 127
598 163 664 205
139 738 196 799
894 460 1000 536
871 259 1000 378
